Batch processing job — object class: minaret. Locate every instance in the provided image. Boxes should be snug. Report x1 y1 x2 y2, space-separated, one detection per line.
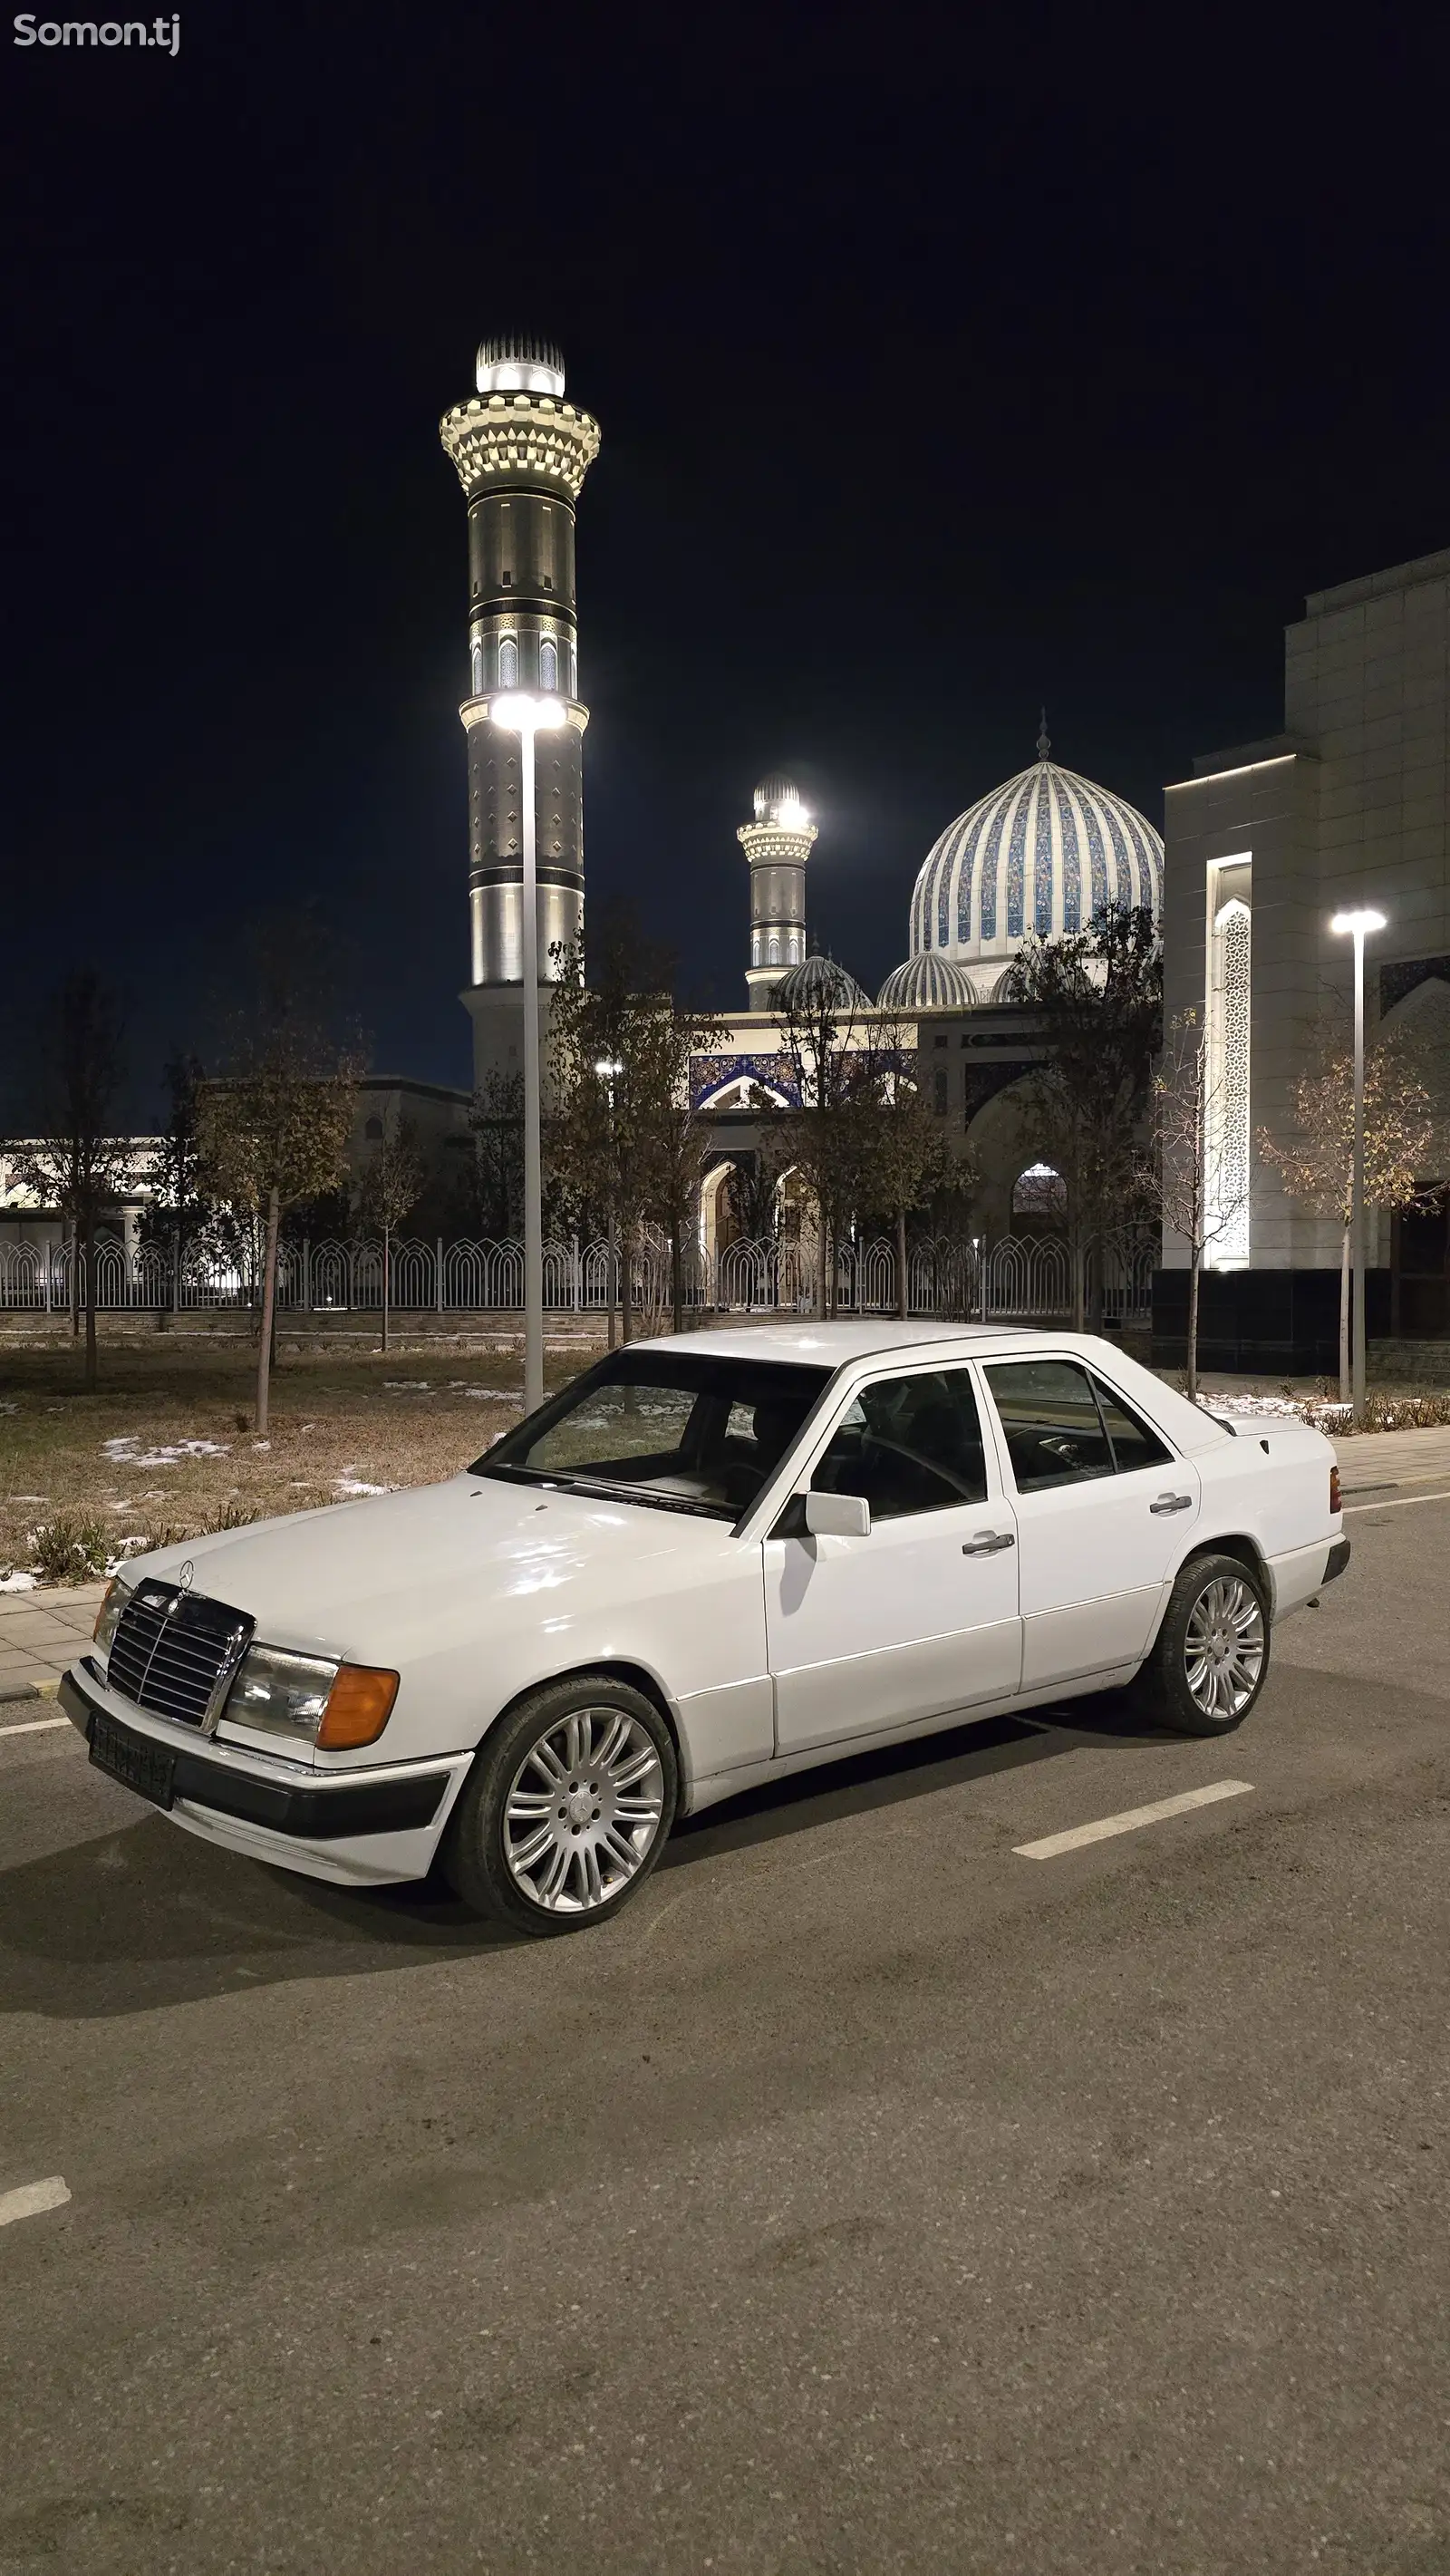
738 775 817 1010
439 336 601 1087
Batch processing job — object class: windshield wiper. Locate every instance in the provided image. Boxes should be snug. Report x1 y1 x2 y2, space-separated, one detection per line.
478 1463 731 1520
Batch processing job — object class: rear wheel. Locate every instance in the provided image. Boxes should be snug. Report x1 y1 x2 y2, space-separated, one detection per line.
442 1677 677 1935
1132 1551 1270 1737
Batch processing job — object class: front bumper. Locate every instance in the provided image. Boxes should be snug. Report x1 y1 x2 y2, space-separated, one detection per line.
61 1661 470 1887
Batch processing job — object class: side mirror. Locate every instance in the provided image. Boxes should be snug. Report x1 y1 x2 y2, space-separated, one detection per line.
804 1489 872 1540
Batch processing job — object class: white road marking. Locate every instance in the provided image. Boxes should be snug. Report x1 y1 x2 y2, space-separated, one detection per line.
1014 1778 1253 1860
1343 1487 1450 1516
0 2175 71 2228
0 1716 70 1738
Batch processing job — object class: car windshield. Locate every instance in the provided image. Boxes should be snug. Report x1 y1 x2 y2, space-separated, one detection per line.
473 1351 832 1520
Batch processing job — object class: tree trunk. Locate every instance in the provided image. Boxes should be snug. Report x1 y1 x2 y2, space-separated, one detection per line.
1185 1245 1202 1405
70 1218 80 1341
896 1206 909 1320
671 1208 683 1337
815 1202 827 1320
82 1206 98 1391
605 1211 618 1351
621 1222 633 1346
1071 1237 1086 1333
382 1225 392 1356
256 1185 280 1437
1349 1225 1359 1411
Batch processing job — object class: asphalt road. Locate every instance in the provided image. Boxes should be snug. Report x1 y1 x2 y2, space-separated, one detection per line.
1 1496 1448 2576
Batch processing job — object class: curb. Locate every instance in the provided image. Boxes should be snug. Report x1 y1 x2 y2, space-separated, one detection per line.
0 1678 63 1706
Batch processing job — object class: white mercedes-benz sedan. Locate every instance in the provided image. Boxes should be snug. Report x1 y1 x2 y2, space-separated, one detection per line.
62 1323 1348 1936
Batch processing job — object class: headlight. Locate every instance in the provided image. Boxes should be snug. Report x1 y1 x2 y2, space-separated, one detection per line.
92 1576 131 1655
225 1643 400 1748
227 1643 340 1742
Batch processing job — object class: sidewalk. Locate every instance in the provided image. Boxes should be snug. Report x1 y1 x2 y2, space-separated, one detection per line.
1330 1424 1450 1496
0 1581 107 1703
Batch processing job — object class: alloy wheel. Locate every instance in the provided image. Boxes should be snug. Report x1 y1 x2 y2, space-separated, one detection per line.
503 1704 665 1914
1184 1574 1265 1722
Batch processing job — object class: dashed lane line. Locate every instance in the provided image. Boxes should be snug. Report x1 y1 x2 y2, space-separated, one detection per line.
1014 1778 1253 1861
0 1716 71 1739
1343 1487 1450 1516
0 2177 71 2229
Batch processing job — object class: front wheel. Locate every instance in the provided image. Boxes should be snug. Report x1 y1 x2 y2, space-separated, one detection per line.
442 1677 677 1935
1132 1552 1270 1737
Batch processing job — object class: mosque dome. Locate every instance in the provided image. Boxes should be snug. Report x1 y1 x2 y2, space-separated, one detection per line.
909 723 1164 969
876 952 980 1012
777 951 872 1013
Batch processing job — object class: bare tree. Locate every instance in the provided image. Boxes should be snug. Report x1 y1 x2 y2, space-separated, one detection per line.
198 920 362 1435
467 1070 524 1238
852 1012 969 1318
360 1117 426 1355
777 963 873 1316
1259 1011 1438 1403
546 907 724 1341
12 970 134 1390
1000 902 1163 1328
1145 1009 1252 1404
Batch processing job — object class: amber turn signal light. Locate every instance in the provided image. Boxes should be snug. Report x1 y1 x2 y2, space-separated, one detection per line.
316 1662 400 1748
1329 1465 1341 1516
92 1577 122 1642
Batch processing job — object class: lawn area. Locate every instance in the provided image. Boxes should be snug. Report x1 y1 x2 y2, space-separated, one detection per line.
0 1335 602 1584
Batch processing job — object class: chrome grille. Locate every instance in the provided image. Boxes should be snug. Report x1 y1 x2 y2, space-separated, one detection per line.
105 1582 254 1729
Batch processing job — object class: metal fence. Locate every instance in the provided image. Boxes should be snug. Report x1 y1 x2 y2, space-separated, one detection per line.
0 1232 1155 1325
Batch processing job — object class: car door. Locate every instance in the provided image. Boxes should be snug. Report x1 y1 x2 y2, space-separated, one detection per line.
978 1355 1201 1691
765 1362 1022 1755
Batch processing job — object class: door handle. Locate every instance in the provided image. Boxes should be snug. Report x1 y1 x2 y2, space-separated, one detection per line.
962 1530 1015 1554
1149 1493 1194 1514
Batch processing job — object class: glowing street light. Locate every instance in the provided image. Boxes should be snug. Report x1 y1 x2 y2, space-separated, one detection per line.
489 692 568 1415
1329 905 1387 1421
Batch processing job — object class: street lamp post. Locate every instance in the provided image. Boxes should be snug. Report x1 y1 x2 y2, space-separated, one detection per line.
594 1057 623 1351
1329 906 1387 1423
491 692 567 1417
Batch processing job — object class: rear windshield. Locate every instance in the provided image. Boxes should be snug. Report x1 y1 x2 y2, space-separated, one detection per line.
474 1350 832 1520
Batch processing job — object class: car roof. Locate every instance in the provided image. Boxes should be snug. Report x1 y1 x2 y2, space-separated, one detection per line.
633 1320 1052 1365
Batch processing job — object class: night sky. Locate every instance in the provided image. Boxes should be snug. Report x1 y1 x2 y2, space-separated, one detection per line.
5 2 1449 1121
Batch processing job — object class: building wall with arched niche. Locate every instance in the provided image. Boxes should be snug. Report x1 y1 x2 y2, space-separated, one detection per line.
1161 544 1450 1368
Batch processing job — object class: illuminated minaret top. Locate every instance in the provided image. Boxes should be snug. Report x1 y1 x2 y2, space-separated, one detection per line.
738 775 817 1010
439 335 601 1084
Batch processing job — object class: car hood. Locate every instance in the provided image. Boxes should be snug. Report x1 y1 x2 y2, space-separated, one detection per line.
126 1475 728 1666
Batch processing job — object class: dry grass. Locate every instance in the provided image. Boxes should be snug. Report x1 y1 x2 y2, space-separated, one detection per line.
0 1336 602 1581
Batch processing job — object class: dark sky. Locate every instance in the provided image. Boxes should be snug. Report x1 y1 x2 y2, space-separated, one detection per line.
5 1 1449 1119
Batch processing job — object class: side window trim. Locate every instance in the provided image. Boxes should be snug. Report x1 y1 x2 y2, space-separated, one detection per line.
1086 1367 1181 1472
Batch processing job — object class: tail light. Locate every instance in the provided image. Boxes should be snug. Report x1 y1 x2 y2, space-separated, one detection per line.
1329 1465 1341 1516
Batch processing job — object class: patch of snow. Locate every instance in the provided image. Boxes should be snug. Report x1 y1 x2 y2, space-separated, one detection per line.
102 1436 231 1468
334 1476 393 1497
0 1569 39 1592
384 1380 431 1390
0 1400 19 1414
252 1439 271 1451
13 1496 47 1504
449 1384 523 1403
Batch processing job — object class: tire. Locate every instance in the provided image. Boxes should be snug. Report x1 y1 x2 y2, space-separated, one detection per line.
442 1676 678 1936
1131 1551 1271 1738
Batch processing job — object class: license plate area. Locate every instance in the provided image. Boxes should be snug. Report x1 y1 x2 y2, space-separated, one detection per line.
89 1709 177 1810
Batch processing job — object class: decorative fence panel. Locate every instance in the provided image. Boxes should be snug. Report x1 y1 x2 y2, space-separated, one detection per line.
0 1230 1156 1325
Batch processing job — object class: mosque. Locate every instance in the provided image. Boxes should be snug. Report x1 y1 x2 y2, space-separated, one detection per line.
428 331 1450 1369
438 333 1167 1273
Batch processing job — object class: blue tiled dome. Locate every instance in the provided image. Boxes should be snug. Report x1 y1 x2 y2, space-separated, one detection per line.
876 953 979 1011
910 748 1163 967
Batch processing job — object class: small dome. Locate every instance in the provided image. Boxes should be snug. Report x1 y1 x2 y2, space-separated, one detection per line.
877 954 979 1012
778 952 872 1013
753 775 810 827
476 334 566 397
910 740 1164 967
